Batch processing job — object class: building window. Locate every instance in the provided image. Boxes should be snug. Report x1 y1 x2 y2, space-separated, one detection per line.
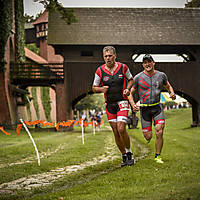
81 51 93 56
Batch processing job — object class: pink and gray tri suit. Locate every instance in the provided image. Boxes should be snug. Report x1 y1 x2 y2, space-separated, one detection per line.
93 62 133 123
133 70 169 132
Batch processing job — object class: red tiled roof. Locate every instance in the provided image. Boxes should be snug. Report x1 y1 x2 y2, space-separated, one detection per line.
25 47 48 64
33 9 48 25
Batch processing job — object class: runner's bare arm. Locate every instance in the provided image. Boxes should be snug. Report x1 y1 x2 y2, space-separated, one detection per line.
92 85 109 93
127 87 140 112
164 82 176 100
123 78 134 96
92 72 109 93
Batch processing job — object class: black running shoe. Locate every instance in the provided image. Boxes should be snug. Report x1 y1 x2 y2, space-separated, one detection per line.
127 152 134 166
121 154 127 167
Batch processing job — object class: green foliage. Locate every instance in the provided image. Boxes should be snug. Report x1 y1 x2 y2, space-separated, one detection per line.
15 0 26 63
25 43 40 55
75 93 105 112
26 98 32 121
0 0 25 71
31 87 40 119
24 13 35 23
41 87 51 121
24 12 43 23
185 0 200 7
0 0 12 72
34 0 78 24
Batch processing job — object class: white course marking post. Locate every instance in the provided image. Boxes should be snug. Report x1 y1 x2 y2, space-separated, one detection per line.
26 96 31 104
93 120 96 135
81 119 84 144
20 119 40 166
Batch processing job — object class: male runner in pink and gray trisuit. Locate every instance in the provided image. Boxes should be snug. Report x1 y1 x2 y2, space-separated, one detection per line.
128 54 176 164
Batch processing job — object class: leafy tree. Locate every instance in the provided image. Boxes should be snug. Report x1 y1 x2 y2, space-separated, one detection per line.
24 12 43 23
75 94 105 112
185 0 200 7
34 0 77 24
15 0 26 63
24 13 34 23
0 1 12 71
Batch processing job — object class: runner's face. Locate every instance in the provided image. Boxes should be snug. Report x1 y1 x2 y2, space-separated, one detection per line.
142 60 155 73
103 50 116 68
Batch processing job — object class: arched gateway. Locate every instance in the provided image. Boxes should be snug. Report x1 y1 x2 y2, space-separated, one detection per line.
48 8 200 126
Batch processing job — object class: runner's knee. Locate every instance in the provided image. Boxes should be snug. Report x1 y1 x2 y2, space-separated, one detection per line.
143 131 152 140
117 122 126 135
155 124 164 138
118 126 125 135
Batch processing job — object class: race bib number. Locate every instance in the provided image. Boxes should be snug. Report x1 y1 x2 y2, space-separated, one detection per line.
118 100 130 111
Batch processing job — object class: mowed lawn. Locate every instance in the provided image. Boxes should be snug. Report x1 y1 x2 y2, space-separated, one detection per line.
0 108 199 200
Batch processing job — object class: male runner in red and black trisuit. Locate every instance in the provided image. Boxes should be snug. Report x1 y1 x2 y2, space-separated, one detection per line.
128 54 176 163
92 46 134 167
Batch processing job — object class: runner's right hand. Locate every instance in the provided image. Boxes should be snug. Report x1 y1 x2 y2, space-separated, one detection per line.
102 86 109 93
132 104 140 112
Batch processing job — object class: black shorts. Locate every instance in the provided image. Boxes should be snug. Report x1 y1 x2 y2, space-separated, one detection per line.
140 104 165 132
105 100 129 123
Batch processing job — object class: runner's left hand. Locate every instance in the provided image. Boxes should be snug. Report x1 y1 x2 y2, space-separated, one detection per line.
123 89 130 96
132 104 140 112
170 93 176 100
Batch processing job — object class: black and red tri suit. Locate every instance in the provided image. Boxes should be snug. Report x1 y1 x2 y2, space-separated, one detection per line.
93 62 133 122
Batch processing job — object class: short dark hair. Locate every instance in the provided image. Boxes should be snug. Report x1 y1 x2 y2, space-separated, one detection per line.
143 54 154 62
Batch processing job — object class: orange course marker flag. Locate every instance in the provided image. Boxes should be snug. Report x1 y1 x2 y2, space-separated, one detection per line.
100 120 104 125
24 121 32 126
0 126 10 135
56 123 60 130
16 124 23 136
73 121 79 126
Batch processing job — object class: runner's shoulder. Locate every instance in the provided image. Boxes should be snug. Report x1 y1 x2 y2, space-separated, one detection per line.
156 70 167 79
134 71 144 79
156 70 165 75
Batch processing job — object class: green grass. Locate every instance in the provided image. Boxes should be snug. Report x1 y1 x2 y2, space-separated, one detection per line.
0 108 199 200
